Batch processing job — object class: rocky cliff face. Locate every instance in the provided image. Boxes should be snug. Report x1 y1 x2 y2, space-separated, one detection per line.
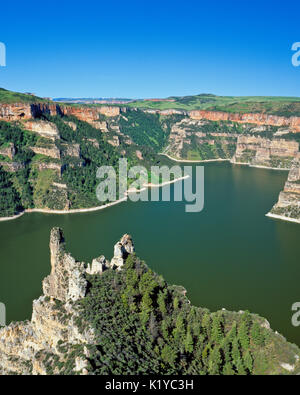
24 120 60 139
0 142 15 159
0 103 120 129
268 155 300 220
189 110 300 133
0 228 135 375
231 136 299 169
165 118 238 159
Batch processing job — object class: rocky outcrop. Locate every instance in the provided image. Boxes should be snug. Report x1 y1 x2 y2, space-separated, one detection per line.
166 118 237 159
0 103 32 121
0 103 119 130
232 136 299 169
30 145 61 159
62 143 80 158
189 110 300 133
0 229 135 375
110 234 135 269
0 162 24 172
269 155 300 220
0 143 15 159
36 162 62 175
63 121 77 131
107 135 120 147
24 120 60 139
136 150 143 160
43 228 87 302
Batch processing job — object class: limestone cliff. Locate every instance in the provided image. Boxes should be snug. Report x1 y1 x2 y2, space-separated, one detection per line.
0 228 134 375
189 110 300 133
0 103 120 129
268 155 300 221
231 136 299 169
24 120 60 139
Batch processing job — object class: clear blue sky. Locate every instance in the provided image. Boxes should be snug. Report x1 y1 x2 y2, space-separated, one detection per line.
0 0 299 98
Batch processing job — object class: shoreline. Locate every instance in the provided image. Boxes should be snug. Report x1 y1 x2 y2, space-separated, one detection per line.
0 175 190 222
265 212 300 224
161 153 291 171
160 153 230 163
0 212 25 222
231 161 290 171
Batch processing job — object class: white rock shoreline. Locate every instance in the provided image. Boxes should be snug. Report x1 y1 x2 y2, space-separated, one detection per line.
0 175 190 222
161 153 291 171
265 212 300 224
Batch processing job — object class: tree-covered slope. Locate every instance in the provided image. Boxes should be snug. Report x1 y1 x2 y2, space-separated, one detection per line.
1 229 299 375
71 254 300 375
0 111 174 216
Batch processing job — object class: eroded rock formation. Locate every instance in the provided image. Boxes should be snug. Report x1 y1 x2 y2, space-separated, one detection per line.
0 103 120 129
24 120 60 139
189 110 300 133
0 228 135 375
110 234 135 269
269 155 300 220
231 136 299 169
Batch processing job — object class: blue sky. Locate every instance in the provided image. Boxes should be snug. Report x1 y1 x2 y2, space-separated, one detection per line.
0 0 299 98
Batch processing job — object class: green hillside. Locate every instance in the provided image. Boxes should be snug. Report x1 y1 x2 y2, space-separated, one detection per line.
0 88 48 104
124 94 300 116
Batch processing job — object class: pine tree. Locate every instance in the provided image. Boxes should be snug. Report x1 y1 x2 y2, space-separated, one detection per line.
201 313 211 337
161 345 177 367
236 358 247 375
223 362 235 375
211 316 224 344
201 344 211 364
243 351 253 373
173 313 185 343
221 338 232 364
226 322 237 342
173 297 179 310
157 290 167 315
208 347 222 375
184 326 194 353
238 321 250 350
139 292 152 325
232 338 241 364
250 322 265 346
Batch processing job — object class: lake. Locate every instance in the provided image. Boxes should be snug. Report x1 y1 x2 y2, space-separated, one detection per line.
1 162 300 346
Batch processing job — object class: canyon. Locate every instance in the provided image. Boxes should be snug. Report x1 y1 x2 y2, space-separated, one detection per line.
1 102 300 133
189 110 300 133
0 228 134 375
0 101 300 223
0 227 299 375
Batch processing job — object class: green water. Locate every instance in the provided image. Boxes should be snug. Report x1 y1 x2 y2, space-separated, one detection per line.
1 162 300 346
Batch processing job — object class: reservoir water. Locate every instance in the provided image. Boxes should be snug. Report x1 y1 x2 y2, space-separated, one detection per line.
1 162 300 346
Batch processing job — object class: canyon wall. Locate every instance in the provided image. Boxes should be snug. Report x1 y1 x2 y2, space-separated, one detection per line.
189 110 300 133
2 102 300 133
231 136 299 169
0 228 134 375
268 155 300 221
0 103 120 129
